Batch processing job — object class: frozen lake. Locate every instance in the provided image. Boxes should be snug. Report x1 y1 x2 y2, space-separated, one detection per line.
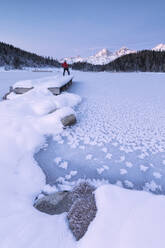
1 69 165 248
35 72 165 194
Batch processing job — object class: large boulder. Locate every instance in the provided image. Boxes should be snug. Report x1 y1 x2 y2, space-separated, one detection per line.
33 191 71 215
67 195 97 241
61 114 76 126
67 182 97 241
34 182 97 240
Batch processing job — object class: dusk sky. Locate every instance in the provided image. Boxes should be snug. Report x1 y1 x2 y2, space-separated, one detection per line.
0 0 165 59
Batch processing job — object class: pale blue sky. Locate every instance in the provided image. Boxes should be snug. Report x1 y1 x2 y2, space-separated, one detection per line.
0 0 164 58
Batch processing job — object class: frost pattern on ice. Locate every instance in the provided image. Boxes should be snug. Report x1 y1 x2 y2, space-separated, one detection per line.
35 72 165 194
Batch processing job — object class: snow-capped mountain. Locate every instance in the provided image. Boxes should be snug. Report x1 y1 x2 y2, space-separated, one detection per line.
114 47 135 57
60 47 136 65
94 48 113 57
87 48 116 65
59 55 86 64
152 43 165 51
60 44 165 65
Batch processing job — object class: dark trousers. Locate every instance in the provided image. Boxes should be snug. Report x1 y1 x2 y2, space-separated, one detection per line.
63 68 70 76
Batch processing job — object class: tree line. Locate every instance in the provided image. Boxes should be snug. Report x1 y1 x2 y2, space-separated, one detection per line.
0 42 165 72
71 50 165 72
0 42 60 69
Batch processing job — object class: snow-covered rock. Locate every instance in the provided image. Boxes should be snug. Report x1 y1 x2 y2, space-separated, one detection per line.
34 191 70 215
113 46 135 57
152 43 165 51
34 182 97 241
67 182 97 241
61 113 77 126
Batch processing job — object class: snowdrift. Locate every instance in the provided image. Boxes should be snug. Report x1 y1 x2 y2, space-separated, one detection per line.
13 75 73 89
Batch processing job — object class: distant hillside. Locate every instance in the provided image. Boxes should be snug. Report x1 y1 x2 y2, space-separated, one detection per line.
0 42 60 69
72 50 165 72
71 62 102 72
104 50 165 72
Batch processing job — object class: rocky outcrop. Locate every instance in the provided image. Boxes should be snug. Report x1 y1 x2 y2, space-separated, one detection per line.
34 182 97 240
67 182 97 241
61 114 76 126
33 191 71 215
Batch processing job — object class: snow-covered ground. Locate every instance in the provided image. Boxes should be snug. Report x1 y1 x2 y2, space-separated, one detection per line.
0 68 60 100
1 70 165 247
0 71 81 248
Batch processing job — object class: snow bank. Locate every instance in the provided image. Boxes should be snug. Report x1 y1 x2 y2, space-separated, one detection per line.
79 184 165 248
0 70 61 100
0 75 80 248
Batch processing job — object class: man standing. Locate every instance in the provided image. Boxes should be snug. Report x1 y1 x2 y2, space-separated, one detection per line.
62 61 70 76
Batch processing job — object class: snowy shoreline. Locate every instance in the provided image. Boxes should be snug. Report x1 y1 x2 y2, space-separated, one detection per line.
1 72 165 247
0 74 82 247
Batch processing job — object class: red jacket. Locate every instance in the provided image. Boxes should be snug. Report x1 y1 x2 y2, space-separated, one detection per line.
62 62 68 69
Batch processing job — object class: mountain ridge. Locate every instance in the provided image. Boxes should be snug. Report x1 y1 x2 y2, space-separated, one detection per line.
60 47 136 65
152 43 165 51
60 44 165 65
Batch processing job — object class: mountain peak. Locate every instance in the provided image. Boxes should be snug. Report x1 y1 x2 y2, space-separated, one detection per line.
118 46 129 51
95 48 112 57
114 47 136 57
152 43 165 51
59 46 136 65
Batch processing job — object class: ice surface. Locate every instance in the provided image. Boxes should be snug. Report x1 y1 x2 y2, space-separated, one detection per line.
35 71 165 194
1 70 165 247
